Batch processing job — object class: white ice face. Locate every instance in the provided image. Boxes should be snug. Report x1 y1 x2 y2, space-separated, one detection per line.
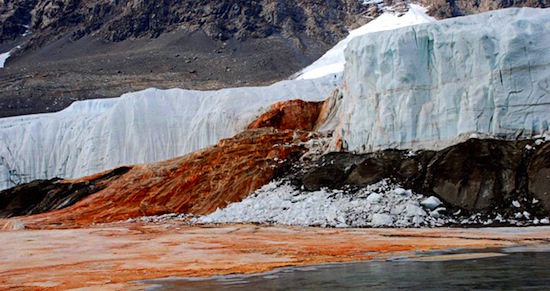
294 4 434 80
0 77 338 190
330 8 550 152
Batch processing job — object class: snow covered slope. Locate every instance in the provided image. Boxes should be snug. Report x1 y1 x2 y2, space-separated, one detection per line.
330 8 550 152
0 78 337 189
0 52 9 68
294 4 434 80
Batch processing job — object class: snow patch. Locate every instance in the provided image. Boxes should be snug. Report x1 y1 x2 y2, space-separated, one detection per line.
0 52 10 68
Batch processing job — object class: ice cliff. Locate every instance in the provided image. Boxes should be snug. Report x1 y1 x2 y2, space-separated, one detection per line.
294 4 434 80
0 78 337 189
330 8 550 152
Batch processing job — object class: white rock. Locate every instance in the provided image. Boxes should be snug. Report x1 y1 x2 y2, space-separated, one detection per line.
420 196 443 210
405 204 426 217
540 218 550 224
512 200 521 208
430 210 441 218
412 215 425 226
393 188 408 195
195 179 437 228
366 193 383 203
371 213 393 227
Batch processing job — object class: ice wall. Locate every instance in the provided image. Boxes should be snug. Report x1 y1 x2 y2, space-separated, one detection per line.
294 4 433 80
0 77 337 189
331 8 550 152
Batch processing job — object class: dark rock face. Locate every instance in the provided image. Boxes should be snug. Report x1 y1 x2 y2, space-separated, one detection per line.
423 139 524 211
0 0 37 44
299 139 550 215
2 0 367 51
421 0 548 19
0 166 130 218
529 143 550 211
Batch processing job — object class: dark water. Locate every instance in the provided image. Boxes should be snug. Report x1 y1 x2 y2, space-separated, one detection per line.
145 249 550 290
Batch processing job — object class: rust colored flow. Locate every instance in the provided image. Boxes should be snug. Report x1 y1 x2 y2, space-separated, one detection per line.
248 99 325 131
19 128 311 227
2 223 549 290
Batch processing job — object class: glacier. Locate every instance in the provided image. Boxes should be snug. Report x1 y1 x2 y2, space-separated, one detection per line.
0 78 338 189
329 8 550 152
294 4 434 80
0 4 433 190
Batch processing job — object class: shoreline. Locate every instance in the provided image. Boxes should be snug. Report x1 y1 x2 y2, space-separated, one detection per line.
2 222 550 290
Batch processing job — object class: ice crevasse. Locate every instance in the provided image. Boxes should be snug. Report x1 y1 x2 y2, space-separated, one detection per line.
328 8 550 152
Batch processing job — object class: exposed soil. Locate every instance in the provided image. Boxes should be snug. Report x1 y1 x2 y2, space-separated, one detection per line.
0 30 330 117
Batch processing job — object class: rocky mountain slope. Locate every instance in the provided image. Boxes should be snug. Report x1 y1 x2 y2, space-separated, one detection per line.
0 0 368 117
423 0 548 18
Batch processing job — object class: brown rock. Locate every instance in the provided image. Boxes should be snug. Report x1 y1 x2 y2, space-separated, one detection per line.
422 0 548 19
247 99 325 131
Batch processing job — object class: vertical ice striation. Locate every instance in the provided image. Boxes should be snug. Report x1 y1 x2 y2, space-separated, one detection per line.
0 77 338 189
332 8 550 152
294 4 434 80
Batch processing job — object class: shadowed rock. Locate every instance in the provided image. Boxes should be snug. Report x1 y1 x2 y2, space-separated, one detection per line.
529 143 550 211
300 138 549 215
0 167 131 218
